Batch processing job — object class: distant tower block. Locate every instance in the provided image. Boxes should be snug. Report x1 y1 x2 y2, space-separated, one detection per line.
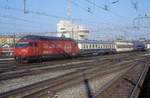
57 20 89 40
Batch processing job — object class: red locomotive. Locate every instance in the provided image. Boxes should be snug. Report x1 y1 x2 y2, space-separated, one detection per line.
14 35 79 63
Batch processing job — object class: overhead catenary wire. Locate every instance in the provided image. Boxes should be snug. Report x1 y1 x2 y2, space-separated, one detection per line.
71 1 93 14
0 5 82 21
130 0 139 11
0 20 43 29
84 0 130 19
0 13 37 24
0 0 149 39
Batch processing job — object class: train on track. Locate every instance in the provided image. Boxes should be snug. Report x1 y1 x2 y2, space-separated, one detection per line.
14 35 145 63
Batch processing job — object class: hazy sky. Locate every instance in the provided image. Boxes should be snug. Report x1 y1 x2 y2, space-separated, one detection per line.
0 0 150 39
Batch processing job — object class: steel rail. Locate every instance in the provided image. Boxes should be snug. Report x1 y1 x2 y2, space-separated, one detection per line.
23 60 136 98
93 57 148 98
0 53 134 81
0 58 139 98
129 61 150 98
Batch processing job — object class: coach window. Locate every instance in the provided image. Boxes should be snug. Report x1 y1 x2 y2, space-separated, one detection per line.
109 45 111 48
112 45 114 48
98 44 100 48
87 44 89 49
110 44 112 48
108 44 110 48
85 44 87 49
100 44 102 48
99 44 101 48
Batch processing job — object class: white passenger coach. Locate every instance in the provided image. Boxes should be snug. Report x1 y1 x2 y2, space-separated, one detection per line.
77 40 134 55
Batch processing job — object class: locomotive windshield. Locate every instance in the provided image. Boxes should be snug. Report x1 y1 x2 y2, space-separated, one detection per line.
15 42 37 48
15 42 30 48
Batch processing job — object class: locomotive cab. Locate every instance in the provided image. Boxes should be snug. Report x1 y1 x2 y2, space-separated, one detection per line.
14 41 38 63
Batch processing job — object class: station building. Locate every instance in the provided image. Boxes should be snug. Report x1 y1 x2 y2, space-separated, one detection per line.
57 20 90 40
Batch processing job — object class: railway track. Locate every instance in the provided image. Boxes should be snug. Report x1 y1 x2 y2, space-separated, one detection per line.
0 52 149 98
0 51 145 73
95 57 150 98
0 52 145 80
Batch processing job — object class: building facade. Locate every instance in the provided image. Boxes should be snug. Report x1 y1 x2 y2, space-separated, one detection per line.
57 20 89 40
0 36 20 47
